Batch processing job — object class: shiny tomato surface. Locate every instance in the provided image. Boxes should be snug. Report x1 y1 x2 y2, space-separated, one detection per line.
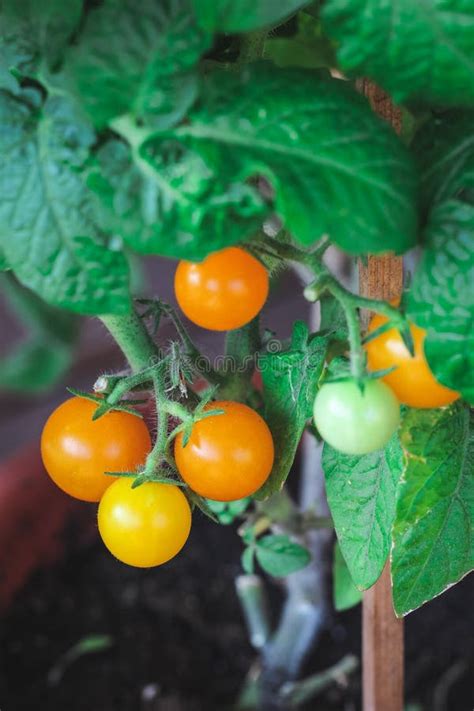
41 397 151 502
175 400 274 501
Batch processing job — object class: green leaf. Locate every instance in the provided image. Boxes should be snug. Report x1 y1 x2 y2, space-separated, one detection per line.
319 293 348 341
143 64 417 257
322 434 403 590
322 0 474 107
0 0 83 85
255 534 311 577
265 11 336 69
0 249 9 271
207 497 251 524
0 91 130 315
408 200 474 403
256 322 328 498
333 542 362 612
392 404 474 616
89 137 268 261
413 111 474 215
131 475 148 489
193 0 310 33
64 0 210 129
0 45 20 93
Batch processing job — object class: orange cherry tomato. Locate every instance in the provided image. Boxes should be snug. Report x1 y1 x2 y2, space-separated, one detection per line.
174 400 274 501
174 246 269 331
41 396 152 502
98 478 191 568
365 312 460 409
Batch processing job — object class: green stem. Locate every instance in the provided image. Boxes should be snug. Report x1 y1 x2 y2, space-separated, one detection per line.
235 575 271 650
143 368 169 475
164 308 226 387
162 400 192 421
261 236 408 378
262 236 407 377
98 369 154 401
264 237 405 326
153 370 168 453
339 300 365 378
162 305 203 361
100 310 158 373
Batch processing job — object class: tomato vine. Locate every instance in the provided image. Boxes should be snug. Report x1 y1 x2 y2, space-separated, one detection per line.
1 0 473 652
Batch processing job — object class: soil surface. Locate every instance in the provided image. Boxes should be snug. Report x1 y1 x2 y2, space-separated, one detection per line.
1 507 474 711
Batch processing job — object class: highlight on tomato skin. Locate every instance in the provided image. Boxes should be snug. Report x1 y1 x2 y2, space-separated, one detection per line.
313 378 400 456
98 478 192 568
174 400 274 501
40 396 152 502
174 246 269 331
365 310 460 409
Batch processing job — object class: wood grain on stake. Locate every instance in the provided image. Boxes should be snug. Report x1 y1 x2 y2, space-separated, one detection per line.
358 79 404 711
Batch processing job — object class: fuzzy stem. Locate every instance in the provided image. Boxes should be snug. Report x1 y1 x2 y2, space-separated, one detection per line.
100 310 158 373
96 369 154 401
266 237 405 328
264 236 407 378
339 300 365 379
142 368 169 476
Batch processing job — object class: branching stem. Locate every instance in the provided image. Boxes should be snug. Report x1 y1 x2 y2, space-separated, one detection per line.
262 236 407 378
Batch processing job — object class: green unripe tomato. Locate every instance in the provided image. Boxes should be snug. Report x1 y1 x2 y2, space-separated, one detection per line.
313 379 400 455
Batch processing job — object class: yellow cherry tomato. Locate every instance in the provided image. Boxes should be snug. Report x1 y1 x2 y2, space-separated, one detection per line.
98 478 191 568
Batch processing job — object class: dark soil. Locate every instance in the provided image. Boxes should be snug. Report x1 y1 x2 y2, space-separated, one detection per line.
1 505 474 711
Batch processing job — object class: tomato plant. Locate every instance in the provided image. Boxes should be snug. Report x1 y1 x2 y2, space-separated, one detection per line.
313 379 400 455
366 310 460 408
41 396 152 502
174 246 269 331
98 478 191 567
174 401 274 501
1 0 473 706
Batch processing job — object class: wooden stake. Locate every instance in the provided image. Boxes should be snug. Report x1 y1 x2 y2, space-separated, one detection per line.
358 80 405 711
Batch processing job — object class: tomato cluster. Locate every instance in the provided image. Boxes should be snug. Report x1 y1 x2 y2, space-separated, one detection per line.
41 396 274 568
41 245 460 567
40 247 275 568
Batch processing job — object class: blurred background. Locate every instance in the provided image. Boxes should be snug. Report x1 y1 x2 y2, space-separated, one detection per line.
0 256 473 711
